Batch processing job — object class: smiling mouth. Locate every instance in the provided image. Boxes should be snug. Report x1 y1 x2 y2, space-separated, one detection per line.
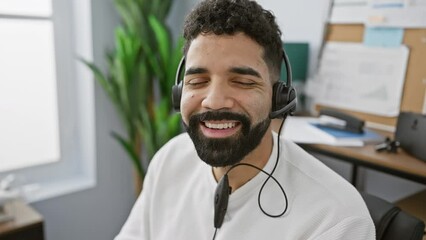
203 121 238 130
201 121 241 136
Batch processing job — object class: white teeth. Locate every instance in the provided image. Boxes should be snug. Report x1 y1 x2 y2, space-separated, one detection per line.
205 122 236 129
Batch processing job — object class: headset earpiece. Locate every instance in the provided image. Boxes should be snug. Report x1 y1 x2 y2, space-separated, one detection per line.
172 57 186 112
269 50 297 119
172 83 183 111
271 82 296 117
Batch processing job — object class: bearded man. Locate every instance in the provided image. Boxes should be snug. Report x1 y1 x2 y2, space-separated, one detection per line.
115 0 375 239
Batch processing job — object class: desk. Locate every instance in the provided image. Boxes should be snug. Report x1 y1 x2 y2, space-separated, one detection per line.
0 200 44 240
300 143 426 186
272 119 426 186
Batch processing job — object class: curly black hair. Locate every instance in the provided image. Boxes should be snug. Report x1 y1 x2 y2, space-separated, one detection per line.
183 0 283 81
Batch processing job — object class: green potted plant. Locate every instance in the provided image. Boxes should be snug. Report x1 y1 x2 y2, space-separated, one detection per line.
83 0 182 191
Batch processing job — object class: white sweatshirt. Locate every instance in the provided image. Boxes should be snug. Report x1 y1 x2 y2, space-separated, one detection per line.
115 132 375 240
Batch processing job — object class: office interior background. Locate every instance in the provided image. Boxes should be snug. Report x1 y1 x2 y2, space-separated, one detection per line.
0 0 425 239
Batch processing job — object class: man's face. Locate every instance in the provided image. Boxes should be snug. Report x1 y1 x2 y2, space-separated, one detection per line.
181 33 273 167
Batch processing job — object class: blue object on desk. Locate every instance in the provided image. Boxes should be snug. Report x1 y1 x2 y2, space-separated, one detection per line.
312 123 384 143
319 109 365 134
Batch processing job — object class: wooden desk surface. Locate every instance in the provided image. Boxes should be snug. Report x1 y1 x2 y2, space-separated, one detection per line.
301 143 426 182
272 119 426 184
0 200 44 239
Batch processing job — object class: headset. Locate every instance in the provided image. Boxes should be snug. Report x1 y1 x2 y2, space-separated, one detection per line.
171 49 297 119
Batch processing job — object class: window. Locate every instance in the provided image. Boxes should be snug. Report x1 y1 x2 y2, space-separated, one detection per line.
0 0 59 172
0 0 96 202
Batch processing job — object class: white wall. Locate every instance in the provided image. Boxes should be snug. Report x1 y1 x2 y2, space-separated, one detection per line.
254 0 331 78
167 0 199 39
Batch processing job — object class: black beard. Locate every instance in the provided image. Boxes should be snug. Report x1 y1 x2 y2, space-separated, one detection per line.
184 111 271 167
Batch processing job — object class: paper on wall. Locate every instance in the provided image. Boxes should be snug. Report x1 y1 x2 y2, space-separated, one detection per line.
363 27 404 47
366 0 426 28
330 0 369 24
330 0 426 27
310 42 409 117
368 0 426 26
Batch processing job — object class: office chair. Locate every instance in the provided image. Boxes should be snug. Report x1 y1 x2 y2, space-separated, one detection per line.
361 192 425 240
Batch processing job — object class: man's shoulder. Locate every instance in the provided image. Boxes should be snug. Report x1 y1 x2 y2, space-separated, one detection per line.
155 133 194 157
143 132 211 200
280 138 369 214
164 132 193 147
281 138 350 189
278 139 373 236
148 132 198 172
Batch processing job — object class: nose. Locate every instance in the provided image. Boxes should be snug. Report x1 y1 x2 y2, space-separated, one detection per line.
201 81 234 110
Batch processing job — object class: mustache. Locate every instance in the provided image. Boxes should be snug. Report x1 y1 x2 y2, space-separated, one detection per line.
196 111 249 122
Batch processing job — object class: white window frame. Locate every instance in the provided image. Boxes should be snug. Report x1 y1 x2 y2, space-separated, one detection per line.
0 0 96 203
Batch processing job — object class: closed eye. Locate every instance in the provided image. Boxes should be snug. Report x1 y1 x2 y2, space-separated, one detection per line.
235 81 255 85
232 79 257 87
186 78 209 87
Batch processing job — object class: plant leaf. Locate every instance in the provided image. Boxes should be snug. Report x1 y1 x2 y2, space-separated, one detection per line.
148 15 171 68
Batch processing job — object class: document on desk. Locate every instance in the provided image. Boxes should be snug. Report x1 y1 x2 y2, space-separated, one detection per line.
309 42 409 117
366 0 426 28
282 117 364 147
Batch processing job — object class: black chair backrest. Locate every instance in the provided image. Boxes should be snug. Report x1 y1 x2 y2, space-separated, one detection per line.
361 192 425 240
